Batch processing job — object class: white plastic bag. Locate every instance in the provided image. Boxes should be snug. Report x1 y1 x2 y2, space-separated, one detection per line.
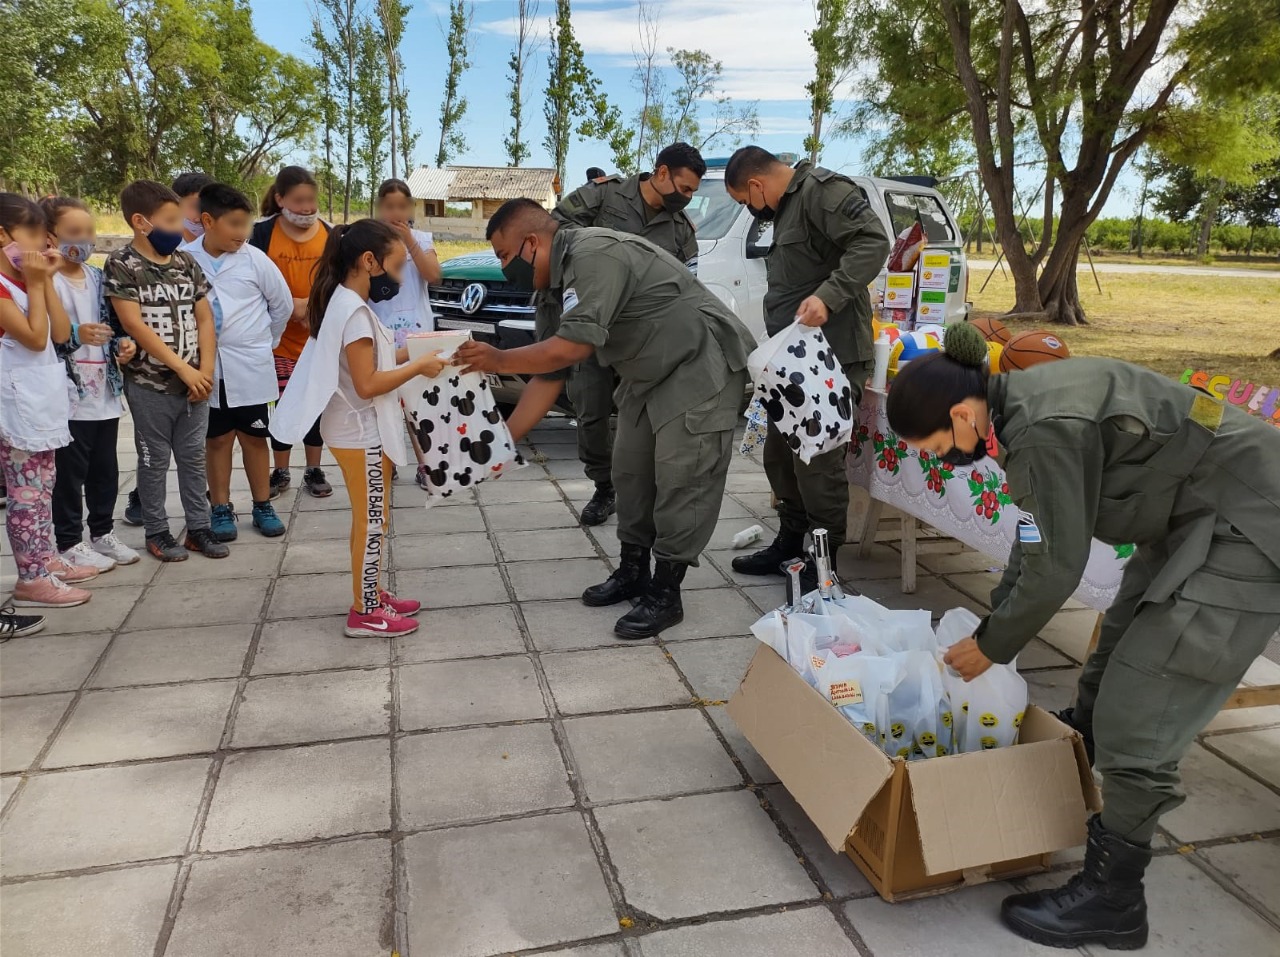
935 608 1028 752
818 653 901 746
406 368 525 505
746 323 855 464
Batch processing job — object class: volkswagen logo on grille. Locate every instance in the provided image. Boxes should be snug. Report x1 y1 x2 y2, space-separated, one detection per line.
459 282 487 315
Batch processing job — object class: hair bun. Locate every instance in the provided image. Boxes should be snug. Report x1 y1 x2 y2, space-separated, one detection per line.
944 322 990 369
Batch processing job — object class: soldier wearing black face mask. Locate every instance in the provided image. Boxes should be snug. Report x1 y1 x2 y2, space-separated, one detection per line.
544 142 706 528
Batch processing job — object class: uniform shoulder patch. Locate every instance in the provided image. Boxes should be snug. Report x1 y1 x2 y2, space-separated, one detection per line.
562 287 580 312
1016 513 1043 545
842 194 871 220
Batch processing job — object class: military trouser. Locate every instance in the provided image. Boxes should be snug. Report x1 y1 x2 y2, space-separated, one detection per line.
568 353 617 487
762 359 873 554
1074 518 1280 845
612 373 747 565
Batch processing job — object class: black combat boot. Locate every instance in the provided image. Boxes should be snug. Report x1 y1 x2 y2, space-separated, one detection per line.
614 560 687 639
579 483 616 526
582 543 650 607
1001 815 1152 951
1053 707 1096 766
731 529 805 577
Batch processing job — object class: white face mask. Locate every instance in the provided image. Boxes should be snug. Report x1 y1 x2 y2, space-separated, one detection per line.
281 208 318 228
184 217 205 237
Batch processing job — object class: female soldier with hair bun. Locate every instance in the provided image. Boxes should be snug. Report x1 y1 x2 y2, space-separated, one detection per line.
886 322 1280 951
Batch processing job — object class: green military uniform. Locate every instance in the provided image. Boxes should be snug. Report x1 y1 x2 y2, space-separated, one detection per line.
539 227 755 563
760 161 890 554
551 175 699 487
979 358 1280 845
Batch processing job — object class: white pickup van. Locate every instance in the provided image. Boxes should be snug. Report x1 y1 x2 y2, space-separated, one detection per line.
687 161 971 340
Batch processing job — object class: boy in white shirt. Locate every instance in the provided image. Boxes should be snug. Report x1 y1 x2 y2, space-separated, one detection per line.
182 184 293 541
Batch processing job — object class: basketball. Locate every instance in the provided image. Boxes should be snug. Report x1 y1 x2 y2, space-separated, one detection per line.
998 330 1071 372
969 316 1011 345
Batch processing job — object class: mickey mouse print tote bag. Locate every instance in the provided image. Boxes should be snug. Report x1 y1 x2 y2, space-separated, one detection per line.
746 321 855 464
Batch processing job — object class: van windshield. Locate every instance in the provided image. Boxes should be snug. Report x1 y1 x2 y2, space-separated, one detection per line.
686 178 742 240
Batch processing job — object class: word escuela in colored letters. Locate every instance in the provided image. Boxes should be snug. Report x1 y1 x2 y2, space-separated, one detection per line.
1181 369 1280 427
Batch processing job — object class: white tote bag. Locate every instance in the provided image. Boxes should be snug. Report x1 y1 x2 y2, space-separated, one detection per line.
746 322 855 463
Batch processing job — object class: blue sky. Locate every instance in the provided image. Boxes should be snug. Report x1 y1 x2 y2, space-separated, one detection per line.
247 0 1139 213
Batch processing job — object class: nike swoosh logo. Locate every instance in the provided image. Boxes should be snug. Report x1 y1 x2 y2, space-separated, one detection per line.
362 620 390 631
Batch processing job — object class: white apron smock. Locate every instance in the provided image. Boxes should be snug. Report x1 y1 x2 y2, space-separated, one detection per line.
0 273 72 452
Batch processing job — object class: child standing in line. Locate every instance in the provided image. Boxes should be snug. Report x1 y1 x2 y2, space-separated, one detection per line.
0 193 95 608
272 219 444 638
182 183 293 541
104 180 228 562
42 196 140 573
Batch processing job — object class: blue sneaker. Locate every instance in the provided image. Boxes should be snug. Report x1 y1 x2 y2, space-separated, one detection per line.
252 502 286 537
210 503 238 542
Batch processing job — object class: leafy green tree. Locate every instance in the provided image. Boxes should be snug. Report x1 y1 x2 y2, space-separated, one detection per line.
436 0 473 167
311 0 363 219
504 0 539 167
376 0 414 178
355 19 389 213
805 0 852 163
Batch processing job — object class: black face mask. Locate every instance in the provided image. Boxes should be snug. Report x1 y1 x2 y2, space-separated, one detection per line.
655 178 691 213
502 239 537 291
940 419 988 468
746 182 775 222
369 266 401 303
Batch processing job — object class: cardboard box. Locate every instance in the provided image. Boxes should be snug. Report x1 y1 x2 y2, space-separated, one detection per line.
915 290 947 323
883 272 916 310
918 252 951 291
727 645 1100 902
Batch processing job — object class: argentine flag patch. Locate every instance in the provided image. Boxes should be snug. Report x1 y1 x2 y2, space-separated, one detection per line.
1017 514 1043 545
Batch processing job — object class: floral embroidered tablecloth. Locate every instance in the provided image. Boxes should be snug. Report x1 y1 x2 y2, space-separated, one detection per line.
846 390 1128 613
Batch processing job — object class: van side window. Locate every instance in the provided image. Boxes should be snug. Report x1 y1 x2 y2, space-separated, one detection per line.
885 192 955 243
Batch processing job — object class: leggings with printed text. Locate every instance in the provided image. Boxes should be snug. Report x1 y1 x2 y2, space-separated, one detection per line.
331 446 392 614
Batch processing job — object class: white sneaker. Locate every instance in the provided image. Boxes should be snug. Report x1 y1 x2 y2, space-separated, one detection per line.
92 532 141 566
62 541 116 573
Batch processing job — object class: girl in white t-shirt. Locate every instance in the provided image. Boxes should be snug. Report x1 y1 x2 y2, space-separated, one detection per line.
42 197 140 574
271 219 445 638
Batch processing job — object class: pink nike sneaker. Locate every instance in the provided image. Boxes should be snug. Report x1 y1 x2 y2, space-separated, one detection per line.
345 605 419 638
45 557 99 583
12 574 92 608
379 590 422 617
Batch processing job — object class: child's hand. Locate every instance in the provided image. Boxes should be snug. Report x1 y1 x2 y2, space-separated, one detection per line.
179 364 212 401
79 323 113 347
413 349 446 379
117 338 137 363
18 249 55 282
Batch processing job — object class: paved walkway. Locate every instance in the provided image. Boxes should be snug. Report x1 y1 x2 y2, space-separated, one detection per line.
2 417 1278 956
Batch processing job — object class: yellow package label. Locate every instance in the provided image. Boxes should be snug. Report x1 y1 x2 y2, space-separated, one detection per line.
922 252 951 268
829 679 863 706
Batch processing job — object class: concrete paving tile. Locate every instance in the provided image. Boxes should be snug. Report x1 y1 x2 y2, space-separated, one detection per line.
404 812 616 957
917 548 1004 575
1 776 18 808
394 603 525 664
251 618 390 675
1104 855 1280 956
0 862 179 957
280 540 359 575
0 633 110 696
844 880 1068 956
166 839 393 957
742 583 788 613
522 599 639 652
564 710 741 802
397 723 572 828
635 907 860 957
75 552 157 589
713 497 753 521
287 508 358 542
1 693 73 772
542 648 689 715
154 542 281 581
724 472 774 493
1016 638 1076 671
659 589 761 641
1161 744 1280 843
705 705 779 785
484 501 578 531
393 531 497 569
1205 726 1280 790
731 490 777 516
507 557 611 601
399 656 546 730
1037 609 1102 664
396 503 486 534
231 669 391 747
129 577 269 630
1203 704 1280 734
1198 838 1280 920
683 560 731 591
1025 668 1082 713
476 479 566 503
538 945 626 957
545 458 587 480
832 543 907 583
763 785 874 898
854 575 986 616
945 570 1001 608
0 758 209 876
37 586 139 634
266 572 352 620
90 624 252 687
595 791 817 920
43 681 236 768
495 527 598 562
201 739 391 851
394 564 508 609
668 635 758 702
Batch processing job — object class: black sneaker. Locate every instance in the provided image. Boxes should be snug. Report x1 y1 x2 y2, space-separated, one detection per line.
123 488 143 526
303 467 333 498
146 531 189 562
0 602 45 640
269 468 292 498
184 527 231 559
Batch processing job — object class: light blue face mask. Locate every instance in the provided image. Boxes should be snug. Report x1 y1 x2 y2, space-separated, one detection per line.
58 240 95 264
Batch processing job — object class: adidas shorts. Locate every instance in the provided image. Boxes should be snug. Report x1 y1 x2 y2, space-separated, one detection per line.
207 380 273 439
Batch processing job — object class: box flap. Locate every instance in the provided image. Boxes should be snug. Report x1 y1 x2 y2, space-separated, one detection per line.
905 736 1089 875
1021 706 1103 813
727 646 894 852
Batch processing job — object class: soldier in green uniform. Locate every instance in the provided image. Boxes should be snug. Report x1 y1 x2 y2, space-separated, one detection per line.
887 322 1280 951
547 143 705 527
723 147 890 590
456 199 756 639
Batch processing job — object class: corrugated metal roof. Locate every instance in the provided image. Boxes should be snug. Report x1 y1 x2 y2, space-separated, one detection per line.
447 166 559 201
406 166 456 201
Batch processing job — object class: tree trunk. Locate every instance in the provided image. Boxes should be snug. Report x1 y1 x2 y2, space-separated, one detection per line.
1037 252 1087 326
